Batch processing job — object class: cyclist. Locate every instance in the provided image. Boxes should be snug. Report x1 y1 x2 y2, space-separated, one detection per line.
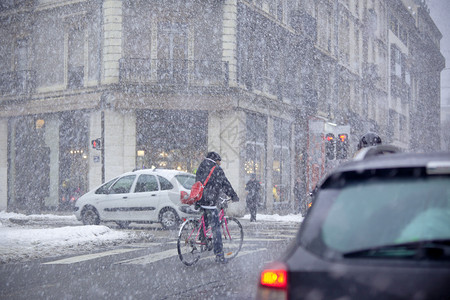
195 151 239 264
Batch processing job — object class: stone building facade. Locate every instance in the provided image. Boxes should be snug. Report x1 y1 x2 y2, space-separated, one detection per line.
0 0 444 214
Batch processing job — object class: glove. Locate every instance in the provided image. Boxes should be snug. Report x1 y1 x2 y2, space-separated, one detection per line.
232 195 240 202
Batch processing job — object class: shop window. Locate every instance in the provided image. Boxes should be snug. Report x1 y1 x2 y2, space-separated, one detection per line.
136 110 207 173
246 113 267 206
59 111 89 209
10 116 50 211
273 118 291 208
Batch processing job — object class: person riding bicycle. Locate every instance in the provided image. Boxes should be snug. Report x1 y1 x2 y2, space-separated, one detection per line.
195 151 239 264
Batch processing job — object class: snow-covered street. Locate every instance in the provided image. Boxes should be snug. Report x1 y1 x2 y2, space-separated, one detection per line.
0 211 302 264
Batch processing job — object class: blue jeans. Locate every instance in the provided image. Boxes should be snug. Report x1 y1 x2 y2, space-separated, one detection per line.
204 208 223 256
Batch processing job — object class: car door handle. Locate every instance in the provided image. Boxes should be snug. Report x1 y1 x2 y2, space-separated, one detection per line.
151 194 157 196
123 196 128 199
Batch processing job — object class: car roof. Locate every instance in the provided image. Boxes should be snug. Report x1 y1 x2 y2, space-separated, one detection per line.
336 151 450 174
318 150 450 189
120 168 195 179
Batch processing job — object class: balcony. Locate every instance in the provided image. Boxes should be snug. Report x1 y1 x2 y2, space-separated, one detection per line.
0 70 35 96
290 10 317 41
364 63 379 82
119 59 229 88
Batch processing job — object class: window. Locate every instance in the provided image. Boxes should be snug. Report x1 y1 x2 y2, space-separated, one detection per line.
158 175 174 190
136 110 207 173
68 26 84 88
96 178 118 194
246 113 267 204
389 15 398 36
135 175 158 193
175 175 196 189
276 0 284 22
391 45 402 78
14 38 31 93
273 118 291 205
339 16 350 64
399 27 408 45
368 9 377 36
321 176 450 253
317 4 332 52
110 175 136 194
157 22 187 84
15 38 28 71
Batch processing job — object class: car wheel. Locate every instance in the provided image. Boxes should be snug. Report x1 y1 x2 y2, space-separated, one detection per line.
159 207 180 230
115 221 130 229
82 206 100 225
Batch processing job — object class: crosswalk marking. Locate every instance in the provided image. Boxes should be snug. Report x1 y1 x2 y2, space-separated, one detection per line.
116 247 269 265
115 249 178 265
234 248 267 257
43 248 140 265
42 228 292 266
244 238 287 242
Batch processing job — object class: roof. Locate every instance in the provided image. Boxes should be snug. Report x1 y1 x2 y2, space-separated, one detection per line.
125 168 194 178
337 151 450 174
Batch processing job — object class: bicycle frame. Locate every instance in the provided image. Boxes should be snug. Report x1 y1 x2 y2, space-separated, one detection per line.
177 200 243 266
188 207 230 248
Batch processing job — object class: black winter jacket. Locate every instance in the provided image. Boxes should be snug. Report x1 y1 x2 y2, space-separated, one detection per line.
195 158 238 207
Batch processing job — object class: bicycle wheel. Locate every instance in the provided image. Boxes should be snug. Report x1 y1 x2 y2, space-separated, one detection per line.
177 219 201 266
221 217 244 260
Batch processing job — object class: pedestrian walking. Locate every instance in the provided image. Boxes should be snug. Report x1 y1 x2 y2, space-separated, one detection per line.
294 177 304 215
245 174 261 222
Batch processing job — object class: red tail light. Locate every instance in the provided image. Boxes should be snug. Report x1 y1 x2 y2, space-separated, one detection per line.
261 268 287 289
180 191 189 201
258 262 288 300
260 262 288 288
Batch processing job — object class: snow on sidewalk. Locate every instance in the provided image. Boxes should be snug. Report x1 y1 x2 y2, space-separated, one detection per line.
0 211 302 263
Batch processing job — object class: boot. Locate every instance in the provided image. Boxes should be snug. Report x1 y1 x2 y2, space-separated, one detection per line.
215 253 228 264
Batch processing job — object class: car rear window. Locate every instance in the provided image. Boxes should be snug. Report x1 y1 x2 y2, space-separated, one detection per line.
316 175 450 254
175 174 195 189
158 175 174 190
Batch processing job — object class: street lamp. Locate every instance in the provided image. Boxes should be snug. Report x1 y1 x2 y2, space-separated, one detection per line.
137 150 145 169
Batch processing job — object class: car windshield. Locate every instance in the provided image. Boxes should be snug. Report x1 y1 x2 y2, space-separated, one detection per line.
175 174 196 189
319 175 450 255
95 177 118 194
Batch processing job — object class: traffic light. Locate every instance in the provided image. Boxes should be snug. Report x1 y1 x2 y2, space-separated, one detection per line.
325 133 335 160
336 133 349 159
91 138 102 150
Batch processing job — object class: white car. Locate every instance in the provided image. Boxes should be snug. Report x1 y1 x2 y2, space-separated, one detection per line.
74 169 200 229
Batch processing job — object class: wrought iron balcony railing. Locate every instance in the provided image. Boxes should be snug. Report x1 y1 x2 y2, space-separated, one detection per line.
119 59 229 87
0 70 35 95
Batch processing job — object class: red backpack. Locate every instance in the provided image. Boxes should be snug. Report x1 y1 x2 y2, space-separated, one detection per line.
182 166 216 205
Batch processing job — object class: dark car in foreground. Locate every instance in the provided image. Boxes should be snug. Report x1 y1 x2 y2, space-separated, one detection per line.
257 149 450 299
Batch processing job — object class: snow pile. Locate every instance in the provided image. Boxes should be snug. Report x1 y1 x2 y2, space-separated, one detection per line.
0 211 146 264
0 211 78 222
0 211 302 264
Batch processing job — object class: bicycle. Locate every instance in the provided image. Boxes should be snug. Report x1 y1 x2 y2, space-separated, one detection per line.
177 197 244 266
